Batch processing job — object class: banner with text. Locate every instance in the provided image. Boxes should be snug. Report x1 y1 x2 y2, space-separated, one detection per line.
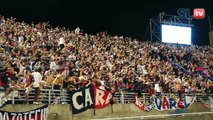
70 85 113 114
94 86 113 109
70 86 94 115
135 96 155 112
154 96 196 111
135 95 196 112
0 104 48 120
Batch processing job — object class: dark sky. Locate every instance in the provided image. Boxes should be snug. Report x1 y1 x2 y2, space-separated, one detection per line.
0 0 212 45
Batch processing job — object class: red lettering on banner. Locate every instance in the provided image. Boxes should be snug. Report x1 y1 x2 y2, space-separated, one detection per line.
177 100 185 109
162 96 169 110
94 86 113 109
135 96 147 111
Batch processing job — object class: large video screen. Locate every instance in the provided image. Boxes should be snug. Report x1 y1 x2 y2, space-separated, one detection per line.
161 25 192 45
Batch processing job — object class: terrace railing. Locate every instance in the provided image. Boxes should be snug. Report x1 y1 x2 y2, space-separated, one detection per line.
1 87 213 105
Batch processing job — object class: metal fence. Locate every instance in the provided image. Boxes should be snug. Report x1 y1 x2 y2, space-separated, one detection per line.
1 87 213 105
0 87 70 104
12 89 70 104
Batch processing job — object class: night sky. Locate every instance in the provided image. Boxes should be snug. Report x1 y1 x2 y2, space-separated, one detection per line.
0 0 212 45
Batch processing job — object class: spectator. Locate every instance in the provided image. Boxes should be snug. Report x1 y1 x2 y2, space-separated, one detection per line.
59 35 65 50
25 67 42 104
0 15 212 105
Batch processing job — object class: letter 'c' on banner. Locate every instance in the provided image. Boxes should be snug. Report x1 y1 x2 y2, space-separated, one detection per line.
72 91 84 110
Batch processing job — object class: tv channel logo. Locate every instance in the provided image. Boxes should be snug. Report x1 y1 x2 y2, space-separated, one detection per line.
177 8 205 19
193 8 205 19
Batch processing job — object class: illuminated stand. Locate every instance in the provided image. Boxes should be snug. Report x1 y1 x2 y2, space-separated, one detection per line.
149 12 193 42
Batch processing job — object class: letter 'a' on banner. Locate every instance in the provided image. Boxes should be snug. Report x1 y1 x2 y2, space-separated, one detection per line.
70 86 94 115
94 85 113 109
0 104 48 120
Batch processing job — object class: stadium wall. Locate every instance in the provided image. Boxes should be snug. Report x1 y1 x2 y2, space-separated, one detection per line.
0 103 212 120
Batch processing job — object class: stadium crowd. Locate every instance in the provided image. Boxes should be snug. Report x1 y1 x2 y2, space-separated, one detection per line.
0 16 213 104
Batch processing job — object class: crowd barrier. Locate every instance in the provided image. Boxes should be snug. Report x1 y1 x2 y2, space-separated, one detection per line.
1 87 213 104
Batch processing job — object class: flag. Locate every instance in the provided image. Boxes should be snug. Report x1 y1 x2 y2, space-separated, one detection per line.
70 86 94 114
94 86 113 109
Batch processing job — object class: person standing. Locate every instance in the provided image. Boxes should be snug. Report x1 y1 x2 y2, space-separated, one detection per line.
59 35 65 50
25 67 42 104
154 81 162 97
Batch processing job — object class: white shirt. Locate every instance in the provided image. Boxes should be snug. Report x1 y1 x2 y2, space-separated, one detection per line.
75 27 80 34
32 72 42 87
18 37 23 46
37 32 42 37
106 60 112 70
99 81 105 90
18 36 24 42
50 61 59 71
142 69 148 75
59 37 65 45
68 55 76 61
137 65 143 72
154 84 161 92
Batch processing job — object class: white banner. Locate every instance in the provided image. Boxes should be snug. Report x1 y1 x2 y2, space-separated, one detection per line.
153 96 196 111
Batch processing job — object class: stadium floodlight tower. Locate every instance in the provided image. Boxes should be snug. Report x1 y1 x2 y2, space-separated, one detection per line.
149 12 193 42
